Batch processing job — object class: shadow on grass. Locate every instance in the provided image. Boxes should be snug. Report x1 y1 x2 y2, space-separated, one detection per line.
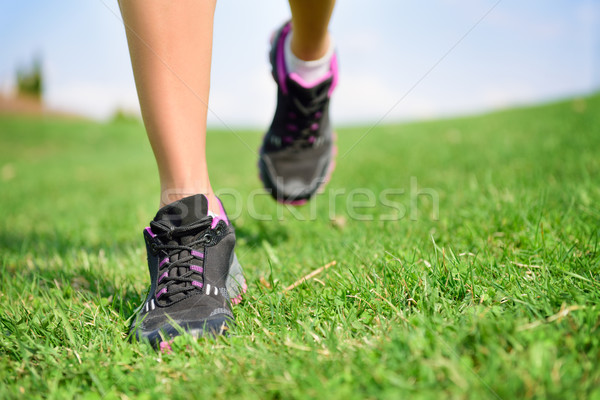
234 219 290 250
1 217 288 320
0 230 143 318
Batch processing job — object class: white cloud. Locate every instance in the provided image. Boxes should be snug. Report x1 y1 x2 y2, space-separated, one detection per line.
482 83 536 109
208 69 276 128
332 73 438 123
340 30 385 55
45 81 139 120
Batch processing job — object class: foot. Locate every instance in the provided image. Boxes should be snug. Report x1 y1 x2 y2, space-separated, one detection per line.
129 194 246 348
259 21 338 205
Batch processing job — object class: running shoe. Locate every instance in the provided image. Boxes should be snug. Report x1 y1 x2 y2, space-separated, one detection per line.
259 21 338 204
129 194 246 348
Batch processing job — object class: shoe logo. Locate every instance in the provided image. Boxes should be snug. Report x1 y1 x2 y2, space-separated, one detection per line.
144 298 156 313
270 136 282 147
205 283 219 296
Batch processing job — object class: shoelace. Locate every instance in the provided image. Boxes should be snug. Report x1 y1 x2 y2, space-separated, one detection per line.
280 86 329 150
149 217 215 301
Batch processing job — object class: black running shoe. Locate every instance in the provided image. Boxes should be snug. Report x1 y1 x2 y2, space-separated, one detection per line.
259 21 338 205
129 194 246 348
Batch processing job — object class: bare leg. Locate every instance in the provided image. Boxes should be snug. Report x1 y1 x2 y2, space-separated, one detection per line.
288 0 336 61
119 0 220 211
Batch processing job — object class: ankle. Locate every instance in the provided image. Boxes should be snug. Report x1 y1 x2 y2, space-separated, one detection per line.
289 32 332 62
204 193 223 217
285 31 334 85
159 188 221 216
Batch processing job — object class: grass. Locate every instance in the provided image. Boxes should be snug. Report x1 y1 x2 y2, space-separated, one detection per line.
1 94 599 399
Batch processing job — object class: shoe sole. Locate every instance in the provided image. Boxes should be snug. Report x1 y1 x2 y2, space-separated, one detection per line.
227 252 247 305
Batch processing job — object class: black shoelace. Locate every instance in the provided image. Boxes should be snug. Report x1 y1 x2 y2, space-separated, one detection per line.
281 88 329 150
149 217 214 301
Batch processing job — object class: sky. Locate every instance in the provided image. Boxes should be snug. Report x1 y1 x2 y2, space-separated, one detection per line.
1 0 599 127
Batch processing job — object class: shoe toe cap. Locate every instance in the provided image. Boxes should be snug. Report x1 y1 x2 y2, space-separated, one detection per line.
260 150 331 201
130 297 234 346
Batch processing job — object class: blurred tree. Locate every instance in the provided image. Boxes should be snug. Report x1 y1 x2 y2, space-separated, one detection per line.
16 55 44 100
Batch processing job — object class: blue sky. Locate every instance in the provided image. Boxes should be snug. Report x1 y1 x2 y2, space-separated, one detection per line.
1 0 599 126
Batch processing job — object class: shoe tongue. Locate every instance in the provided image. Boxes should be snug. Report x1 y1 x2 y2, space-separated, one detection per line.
153 195 210 304
154 194 209 228
287 74 332 104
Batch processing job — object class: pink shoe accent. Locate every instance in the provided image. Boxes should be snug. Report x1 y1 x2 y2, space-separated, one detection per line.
217 199 229 225
158 271 168 283
208 197 230 229
145 227 156 238
190 265 203 273
328 53 339 97
160 340 173 354
288 71 334 89
229 285 246 306
191 250 204 259
276 22 292 95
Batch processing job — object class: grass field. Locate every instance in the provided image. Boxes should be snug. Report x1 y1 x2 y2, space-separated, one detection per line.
1 93 599 399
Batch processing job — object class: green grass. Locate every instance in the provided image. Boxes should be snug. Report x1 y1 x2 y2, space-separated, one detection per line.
1 94 599 399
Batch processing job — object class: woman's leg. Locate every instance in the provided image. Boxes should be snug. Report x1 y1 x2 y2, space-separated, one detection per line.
121 1 247 348
118 0 219 211
288 0 336 61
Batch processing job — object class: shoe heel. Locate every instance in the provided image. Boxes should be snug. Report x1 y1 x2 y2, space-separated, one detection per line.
226 252 247 305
